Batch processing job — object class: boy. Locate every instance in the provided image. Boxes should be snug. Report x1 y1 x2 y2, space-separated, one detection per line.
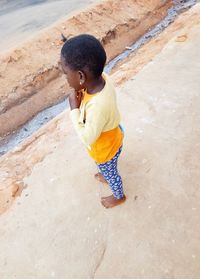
60 34 126 208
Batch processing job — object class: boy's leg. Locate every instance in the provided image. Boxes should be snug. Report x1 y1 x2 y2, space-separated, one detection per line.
95 126 124 185
97 147 126 208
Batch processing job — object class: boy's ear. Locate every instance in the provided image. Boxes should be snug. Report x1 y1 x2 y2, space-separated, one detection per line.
78 71 86 85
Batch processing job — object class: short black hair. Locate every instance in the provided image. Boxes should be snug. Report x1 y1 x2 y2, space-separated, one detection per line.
61 34 106 78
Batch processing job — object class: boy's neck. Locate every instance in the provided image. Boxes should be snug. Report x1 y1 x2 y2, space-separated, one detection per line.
86 75 105 94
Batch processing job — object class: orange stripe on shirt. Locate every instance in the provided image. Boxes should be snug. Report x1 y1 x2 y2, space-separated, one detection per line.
88 126 123 164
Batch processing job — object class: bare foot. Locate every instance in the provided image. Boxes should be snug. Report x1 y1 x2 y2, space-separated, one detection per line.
94 172 108 184
101 195 126 208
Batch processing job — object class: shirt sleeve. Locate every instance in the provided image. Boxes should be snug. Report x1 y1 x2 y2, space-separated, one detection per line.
70 102 106 148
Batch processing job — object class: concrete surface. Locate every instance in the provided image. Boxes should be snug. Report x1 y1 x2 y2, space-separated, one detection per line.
0 7 200 279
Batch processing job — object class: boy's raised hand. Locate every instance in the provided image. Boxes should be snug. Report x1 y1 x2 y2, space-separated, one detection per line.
69 90 83 110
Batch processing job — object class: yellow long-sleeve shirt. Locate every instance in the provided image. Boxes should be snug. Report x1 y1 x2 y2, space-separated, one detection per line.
70 73 123 164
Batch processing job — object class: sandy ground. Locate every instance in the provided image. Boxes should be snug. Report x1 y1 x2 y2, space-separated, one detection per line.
0 3 200 278
0 0 97 54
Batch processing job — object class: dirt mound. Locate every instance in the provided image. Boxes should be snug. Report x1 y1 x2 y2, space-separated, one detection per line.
0 0 171 137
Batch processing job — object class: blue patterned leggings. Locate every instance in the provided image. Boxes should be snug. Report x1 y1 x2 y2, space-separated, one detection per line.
97 147 124 199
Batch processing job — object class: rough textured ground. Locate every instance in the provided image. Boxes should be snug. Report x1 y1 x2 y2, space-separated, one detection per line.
0 3 200 278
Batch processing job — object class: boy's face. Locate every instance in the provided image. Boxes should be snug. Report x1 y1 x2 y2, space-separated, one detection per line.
60 56 81 91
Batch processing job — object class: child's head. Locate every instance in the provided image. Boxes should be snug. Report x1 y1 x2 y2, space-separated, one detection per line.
60 34 106 91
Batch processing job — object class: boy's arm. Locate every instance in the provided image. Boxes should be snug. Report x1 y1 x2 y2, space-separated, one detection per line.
70 103 106 148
